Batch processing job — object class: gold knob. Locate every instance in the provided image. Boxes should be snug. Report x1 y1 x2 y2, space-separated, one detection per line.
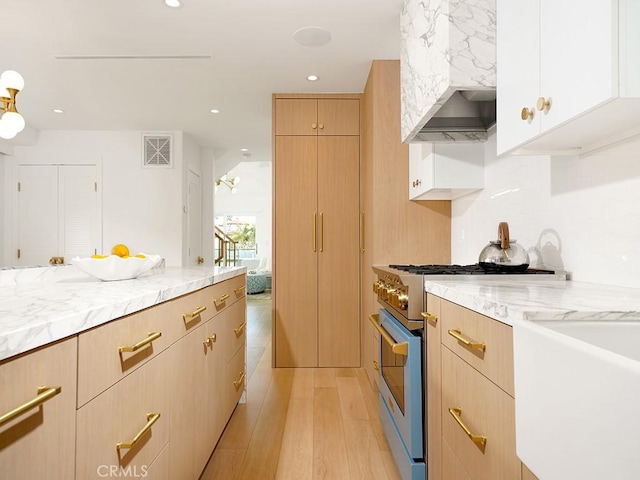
197 256 204 265
318 123 324 129
312 123 317 129
203 334 217 348
536 97 551 111
521 107 534 121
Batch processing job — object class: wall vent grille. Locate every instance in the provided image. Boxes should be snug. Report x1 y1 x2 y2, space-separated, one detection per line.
143 134 173 168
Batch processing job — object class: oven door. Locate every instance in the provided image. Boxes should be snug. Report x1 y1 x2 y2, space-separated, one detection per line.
374 308 423 459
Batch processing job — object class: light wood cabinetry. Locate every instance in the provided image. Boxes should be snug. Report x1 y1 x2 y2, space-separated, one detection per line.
359 61 451 387
497 0 640 156
274 97 360 136
2 273 246 480
435 298 527 480
424 294 442 480
522 463 540 480
408 143 484 201
0 337 77 480
273 94 360 368
76 347 170 480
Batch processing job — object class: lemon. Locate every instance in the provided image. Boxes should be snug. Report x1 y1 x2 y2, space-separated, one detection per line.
111 244 130 258
91 254 107 259
135 254 146 259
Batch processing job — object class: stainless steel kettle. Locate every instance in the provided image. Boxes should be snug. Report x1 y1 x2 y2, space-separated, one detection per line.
478 222 530 272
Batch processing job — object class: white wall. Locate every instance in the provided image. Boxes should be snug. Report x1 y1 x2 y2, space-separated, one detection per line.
9 130 186 266
214 161 272 268
451 131 640 288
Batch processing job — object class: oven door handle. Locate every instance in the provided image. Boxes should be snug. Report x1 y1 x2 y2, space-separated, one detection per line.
368 314 408 356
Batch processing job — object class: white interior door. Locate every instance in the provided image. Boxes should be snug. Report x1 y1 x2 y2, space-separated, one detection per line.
59 165 100 261
187 169 202 266
17 165 59 266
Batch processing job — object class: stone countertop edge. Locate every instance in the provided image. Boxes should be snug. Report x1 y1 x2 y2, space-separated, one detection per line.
0 265 246 362
424 279 640 327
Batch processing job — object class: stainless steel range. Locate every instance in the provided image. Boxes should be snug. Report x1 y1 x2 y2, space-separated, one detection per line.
370 263 565 480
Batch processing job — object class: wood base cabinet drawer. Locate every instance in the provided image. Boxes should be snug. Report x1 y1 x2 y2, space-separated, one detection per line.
200 274 247 320
225 345 247 422
78 304 170 407
441 347 520 480
76 350 169 480
442 438 473 480
0 338 77 480
220 298 247 363
441 300 515 396
142 443 170 480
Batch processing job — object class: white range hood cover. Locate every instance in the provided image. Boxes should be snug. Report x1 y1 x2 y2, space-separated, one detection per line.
400 0 496 143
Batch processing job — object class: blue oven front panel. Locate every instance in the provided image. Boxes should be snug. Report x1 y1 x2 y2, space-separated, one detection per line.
377 307 423 459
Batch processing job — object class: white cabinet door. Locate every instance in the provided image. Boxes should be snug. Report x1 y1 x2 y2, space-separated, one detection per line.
17 165 59 266
496 0 540 155
17 164 100 265
59 165 100 261
540 0 617 132
409 143 484 201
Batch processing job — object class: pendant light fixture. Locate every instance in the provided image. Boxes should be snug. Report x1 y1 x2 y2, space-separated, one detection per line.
0 70 25 140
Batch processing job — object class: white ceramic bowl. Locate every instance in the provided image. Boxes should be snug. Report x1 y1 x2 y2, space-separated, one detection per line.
71 254 163 281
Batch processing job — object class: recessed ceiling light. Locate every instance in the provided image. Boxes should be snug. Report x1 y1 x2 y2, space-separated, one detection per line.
210 109 220 114
53 109 64 114
240 148 248 152
307 75 319 82
293 27 332 47
165 0 181 7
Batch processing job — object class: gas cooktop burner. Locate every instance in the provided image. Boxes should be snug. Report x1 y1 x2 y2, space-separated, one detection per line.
388 264 556 275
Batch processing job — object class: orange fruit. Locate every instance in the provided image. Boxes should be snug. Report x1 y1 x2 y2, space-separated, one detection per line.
111 244 130 258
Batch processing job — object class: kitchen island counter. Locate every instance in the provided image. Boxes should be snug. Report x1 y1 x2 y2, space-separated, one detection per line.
424 278 640 326
0 265 246 361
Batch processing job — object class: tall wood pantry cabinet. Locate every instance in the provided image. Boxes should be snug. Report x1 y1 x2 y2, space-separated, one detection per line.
272 94 361 367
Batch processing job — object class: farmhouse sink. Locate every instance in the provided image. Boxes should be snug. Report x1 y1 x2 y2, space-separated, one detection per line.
513 320 640 480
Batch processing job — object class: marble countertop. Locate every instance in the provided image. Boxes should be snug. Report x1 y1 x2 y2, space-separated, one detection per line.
0 265 246 362
425 279 640 326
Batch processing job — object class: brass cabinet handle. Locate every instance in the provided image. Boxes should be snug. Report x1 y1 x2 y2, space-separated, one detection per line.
521 107 534 121
318 123 324 129
182 306 206 321
203 334 217 347
233 371 246 390
537 96 551 111
0 386 62 427
313 212 317 252
234 322 247 337
372 360 379 371
360 211 365 253
214 294 230 307
320 213 324 252
312 123 318 130
368 314 408 356
421 311 438 325
448 329 486 352
412 179 422 188
116 412 161 450
234 285 246 295
197 256 204 264
119 332 162 353
449 407 487 450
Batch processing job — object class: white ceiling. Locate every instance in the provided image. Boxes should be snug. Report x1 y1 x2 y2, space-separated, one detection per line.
3 0 403 166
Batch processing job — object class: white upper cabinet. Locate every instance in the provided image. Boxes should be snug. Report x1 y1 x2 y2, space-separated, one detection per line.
409 143 484 200
497 0 640 156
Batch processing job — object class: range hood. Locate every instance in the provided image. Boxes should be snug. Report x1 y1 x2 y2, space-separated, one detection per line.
400 0 497 143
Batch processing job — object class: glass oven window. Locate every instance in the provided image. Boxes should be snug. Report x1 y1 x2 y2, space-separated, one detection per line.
381 338 406 414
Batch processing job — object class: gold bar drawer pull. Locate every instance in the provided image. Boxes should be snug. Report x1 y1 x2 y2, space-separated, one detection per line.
119 332 162 353
234 285 246 295
449 407 487 450
116 412 161 450
234 322 247 337
448 329 486 352
214 294 230 307
0 386 62 427
421 311 438 325
368 314 408 356
233 371 246 390
182 306 207 321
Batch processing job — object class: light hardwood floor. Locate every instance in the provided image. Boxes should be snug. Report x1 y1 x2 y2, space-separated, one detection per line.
200 293 401 480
